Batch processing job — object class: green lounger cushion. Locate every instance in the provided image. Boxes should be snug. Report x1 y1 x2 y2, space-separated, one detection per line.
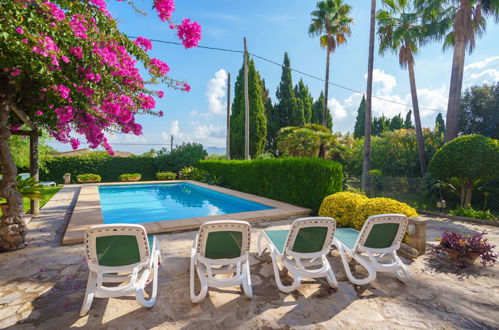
335 228 360 250
364 223 400 249
205 231 242 259
265 227 329 254
96 234 155 267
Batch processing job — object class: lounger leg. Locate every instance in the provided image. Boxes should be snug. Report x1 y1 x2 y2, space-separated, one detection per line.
270 251 301 293
334 243 376 286
80 272 97 316
190 250 208 303
241 260 253 298
136 250 160 308
394 255 410 282
323 256 338 289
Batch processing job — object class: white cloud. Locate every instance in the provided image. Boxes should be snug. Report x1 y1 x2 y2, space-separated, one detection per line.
206 69 228 114
161 120 226 148
328 98 347 119
464 56 499 72
416 86 448 117
468 69 499 82
367 69 397 93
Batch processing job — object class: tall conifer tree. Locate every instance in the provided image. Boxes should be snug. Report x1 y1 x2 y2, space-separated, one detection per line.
404 110 414 129
276 53 302 127
311 92 332 130
353 95 366 138
230 58 267 158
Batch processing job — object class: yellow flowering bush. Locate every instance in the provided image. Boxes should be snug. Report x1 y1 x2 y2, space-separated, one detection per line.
351 197 418 230
318 192 368 227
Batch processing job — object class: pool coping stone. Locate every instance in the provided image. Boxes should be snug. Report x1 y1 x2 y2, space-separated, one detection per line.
62 180 311 245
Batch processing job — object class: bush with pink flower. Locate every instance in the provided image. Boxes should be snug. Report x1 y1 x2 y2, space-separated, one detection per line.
0 0 201 251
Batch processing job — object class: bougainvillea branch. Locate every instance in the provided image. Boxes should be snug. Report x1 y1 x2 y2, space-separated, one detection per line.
0 0 201 153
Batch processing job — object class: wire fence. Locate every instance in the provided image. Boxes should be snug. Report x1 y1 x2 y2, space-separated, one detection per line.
345 176 499 214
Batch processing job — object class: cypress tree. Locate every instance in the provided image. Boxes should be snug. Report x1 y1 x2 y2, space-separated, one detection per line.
261 79 278 152
295 79 313 124
404 110 414 129
389 113 404 131
372 114 389 136
311 92 332 130
276 53 302 127
230 58 267 158
353 95 366 138
435 113 445 134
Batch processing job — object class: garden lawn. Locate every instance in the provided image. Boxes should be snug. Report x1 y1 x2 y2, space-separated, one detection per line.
0 186 62 215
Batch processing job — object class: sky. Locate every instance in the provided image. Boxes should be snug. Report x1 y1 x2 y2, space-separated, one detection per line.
50 0 499 155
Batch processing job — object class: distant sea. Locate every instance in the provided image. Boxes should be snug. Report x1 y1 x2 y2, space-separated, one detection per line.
206 147 226 155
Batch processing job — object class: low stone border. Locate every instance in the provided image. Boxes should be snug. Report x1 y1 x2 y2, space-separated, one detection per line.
62 180 311 245
419 210 499 227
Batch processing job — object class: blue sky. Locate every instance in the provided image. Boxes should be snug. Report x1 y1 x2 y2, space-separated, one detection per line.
51 0 499 154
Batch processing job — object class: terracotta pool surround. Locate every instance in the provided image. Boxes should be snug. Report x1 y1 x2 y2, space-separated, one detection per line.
62 180 311 245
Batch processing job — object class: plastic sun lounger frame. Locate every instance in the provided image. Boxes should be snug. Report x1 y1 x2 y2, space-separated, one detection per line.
190 220 253 303
332 213 410 286
257 217 338 293
80 224 161 316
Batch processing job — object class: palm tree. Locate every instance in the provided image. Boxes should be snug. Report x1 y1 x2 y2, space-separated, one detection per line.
417 0 499 142
377 0 429 174
362 0 376 193
309 0 353 127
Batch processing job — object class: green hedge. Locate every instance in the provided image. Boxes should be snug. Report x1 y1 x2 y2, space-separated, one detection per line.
197 158 343 212
40 153 156 183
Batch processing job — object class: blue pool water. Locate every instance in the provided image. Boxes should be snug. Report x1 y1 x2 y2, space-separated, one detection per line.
98 183 273 224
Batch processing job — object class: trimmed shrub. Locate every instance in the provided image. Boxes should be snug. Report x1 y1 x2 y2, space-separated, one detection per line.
119 173 141 182
197 158 343 212
156 143 208 173
429 134 499 206
318 192 368 227
41 153 156 183
76 173 101 183
156 172 177 180
351 197 418 230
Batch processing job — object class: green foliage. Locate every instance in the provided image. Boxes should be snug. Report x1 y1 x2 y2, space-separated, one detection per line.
277 127 320 157
311 92 332 130
262 79 279 153
197 158 343 212
76 173 101 183
429 135 499 183
459 83 499 139
353 95 366 138
40 153 157 183
156 172 177 180
435 113 445 135
344 128 444 176
9 133 57 170
404 110 414 129
450 206 497 221
389 113 404 131
119 173 141 182
255 152 275 160
156 143 208 173
230 58 267 158
372 114 390 136
16 176 43 200
295 79 313 124
276 53 303 127
178 166 221 185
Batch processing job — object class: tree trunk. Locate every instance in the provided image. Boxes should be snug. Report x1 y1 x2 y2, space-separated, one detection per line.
323 46 331 127
407 61 427 174
444 33 466 143
464 179 473 207
0 101 26 252
361 0 376 193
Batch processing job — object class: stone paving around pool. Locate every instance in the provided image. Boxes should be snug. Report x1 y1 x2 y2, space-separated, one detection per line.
0 186 498 329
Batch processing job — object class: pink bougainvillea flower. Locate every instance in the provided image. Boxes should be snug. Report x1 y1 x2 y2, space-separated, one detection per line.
70 138 80 150
15 27 24 34
35 110 43 116
158 111 164 117
61 55 70 63
42 2 66 21
10 68 22 77
154 0 175 21
149 58 169 76
134 37 153 52
157 91 164 98
182 83 191 92
21 38 28 44
70 15 89 39
11 125 21 131
176 19 201 49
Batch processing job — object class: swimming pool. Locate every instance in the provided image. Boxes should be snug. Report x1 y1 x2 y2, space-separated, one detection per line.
98 182 273 224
